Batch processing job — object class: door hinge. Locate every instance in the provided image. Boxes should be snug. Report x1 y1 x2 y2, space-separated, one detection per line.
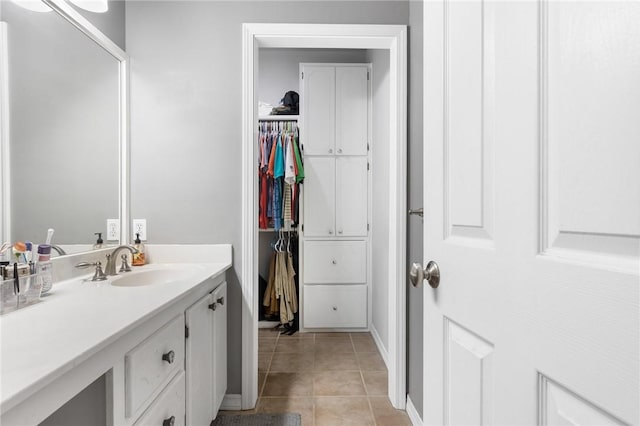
367 223 370 231
301 72 304 80
185 325 189 339
302 224 304 232
367 162 370 171
367 71 370 81
367 143 370 151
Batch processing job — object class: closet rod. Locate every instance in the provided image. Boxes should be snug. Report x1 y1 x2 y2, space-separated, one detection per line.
258 115 298 121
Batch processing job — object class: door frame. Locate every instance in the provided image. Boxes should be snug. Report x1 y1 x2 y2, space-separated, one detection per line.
241 23 407 410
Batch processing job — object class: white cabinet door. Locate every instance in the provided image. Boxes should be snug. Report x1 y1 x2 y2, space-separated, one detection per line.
185 293 213 426
211 282 227 418
423 1 640 425
336 66 369 156
301 65 335 156
303 157 336 237
336 157 368 237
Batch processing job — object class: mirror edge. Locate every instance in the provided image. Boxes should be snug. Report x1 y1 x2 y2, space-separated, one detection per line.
0 0 130 250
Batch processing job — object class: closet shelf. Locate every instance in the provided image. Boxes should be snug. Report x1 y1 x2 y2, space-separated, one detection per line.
258 115 299 121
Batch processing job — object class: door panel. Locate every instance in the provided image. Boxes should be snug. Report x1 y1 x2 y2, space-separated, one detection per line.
336 156 368 237
301 65 335 156
185 294 213 426
336 66 369 156
303 157 335 237
423 1 639 425
212 282 227 416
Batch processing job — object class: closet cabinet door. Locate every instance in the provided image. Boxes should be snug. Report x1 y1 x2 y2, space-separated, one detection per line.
303 157 336 237
301 66 335 156
185 293 214 426
336 66 369 156
336 157 368 237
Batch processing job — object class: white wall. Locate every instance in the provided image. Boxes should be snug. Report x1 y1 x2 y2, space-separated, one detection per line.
125 0 409 395
368 48 391 353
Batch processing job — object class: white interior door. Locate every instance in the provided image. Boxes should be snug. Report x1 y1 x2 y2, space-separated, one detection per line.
422 1 640 425
336 156 368 237
301 65 335 156
335 66 369 156
303 157 336 237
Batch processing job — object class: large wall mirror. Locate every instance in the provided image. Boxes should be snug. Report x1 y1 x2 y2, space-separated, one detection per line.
0 0 129 255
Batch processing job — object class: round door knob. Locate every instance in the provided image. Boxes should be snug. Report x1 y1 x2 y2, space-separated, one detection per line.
163 415 175 426
409 261 440 289
162 350 175 364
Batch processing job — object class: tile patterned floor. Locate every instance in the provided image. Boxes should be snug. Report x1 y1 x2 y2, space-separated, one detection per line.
223 329 411 426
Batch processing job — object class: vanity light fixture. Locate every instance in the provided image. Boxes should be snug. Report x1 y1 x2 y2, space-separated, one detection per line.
68 0 108 13
9 0 52 12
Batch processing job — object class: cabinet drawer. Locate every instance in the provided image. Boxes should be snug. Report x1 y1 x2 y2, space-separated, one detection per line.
134 371 185 426
126 315 185 418
304 240 366 283
303 285 367 328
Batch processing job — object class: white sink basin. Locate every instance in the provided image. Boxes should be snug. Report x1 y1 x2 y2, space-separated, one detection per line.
110 265 199 287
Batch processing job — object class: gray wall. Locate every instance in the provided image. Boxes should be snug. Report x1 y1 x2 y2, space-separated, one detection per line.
126 0 409 395
407 0 424 417
368 48 391 353
3 0 122 245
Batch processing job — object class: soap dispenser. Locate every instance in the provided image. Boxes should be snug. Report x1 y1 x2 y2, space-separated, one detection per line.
132 233 146 266
93 233 104 249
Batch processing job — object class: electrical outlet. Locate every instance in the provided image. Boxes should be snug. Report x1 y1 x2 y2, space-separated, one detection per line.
106 219 119 241
133 219 147 241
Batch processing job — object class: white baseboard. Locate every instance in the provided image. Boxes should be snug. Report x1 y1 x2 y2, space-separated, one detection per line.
370 324 389 369
406 395 423 426
220 394 242 411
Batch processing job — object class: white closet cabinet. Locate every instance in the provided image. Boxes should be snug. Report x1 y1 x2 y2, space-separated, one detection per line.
303 157 368 238
300 63 371 331
301 64 369 156
185 281 227 425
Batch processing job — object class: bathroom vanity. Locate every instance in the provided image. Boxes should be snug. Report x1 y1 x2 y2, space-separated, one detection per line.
0 245 232 426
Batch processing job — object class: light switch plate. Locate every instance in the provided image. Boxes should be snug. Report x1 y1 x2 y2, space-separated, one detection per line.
106 219 119 241
133 219 147 241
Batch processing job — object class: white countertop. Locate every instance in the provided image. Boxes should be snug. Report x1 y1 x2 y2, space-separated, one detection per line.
0 245 232 414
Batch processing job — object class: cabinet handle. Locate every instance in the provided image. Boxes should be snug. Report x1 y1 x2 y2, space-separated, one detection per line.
162 350 175 364
209 302 217 311
332 260 337 265
217 296 225 306
162 415 175 426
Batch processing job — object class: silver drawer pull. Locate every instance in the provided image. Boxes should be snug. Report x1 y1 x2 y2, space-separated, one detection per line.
217 296 225 306
162 350 175 364
163 415 175 426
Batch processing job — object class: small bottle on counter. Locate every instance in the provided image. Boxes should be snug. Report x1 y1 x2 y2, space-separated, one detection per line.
131 233 146 266
93 232 104 249
37 244 53 295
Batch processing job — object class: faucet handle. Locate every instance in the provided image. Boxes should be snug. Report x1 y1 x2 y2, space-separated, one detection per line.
119 254 131 273
75 261 107 281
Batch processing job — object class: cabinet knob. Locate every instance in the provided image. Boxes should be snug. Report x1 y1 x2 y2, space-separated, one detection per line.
163 415 175 426
332 306 338 311
338 229 343 234
209 302 217 311
332 260 337 265
338 148 343 154
328 230 333 235
328 148 333 153
162 350 175 364
217 296 225 306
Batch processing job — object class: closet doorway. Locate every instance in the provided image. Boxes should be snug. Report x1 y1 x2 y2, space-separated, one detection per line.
241 24 407 410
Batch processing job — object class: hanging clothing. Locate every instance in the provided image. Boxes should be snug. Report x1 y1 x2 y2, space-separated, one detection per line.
263 232 299 325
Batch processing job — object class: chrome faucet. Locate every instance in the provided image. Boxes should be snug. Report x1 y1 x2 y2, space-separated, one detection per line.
51 245 67 256
105 245 138 276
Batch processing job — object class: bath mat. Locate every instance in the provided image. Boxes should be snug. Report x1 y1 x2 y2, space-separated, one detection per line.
211 413 301 426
